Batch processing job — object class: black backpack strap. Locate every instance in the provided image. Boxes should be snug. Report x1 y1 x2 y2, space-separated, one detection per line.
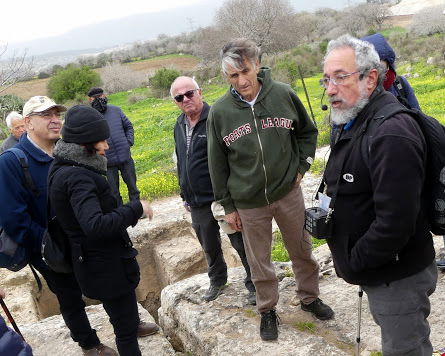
29 264 42 292
393 76 411 109
6 148 40 197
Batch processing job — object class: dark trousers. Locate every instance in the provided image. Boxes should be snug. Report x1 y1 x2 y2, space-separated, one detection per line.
33 264 100 350
190 204 254 291
102 290 141 356
107 157 140 206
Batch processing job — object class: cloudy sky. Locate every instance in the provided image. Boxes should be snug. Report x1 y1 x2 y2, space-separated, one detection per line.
0 0 362 46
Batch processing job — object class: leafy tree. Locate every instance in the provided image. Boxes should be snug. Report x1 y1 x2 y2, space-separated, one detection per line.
47 66 101 103
0 94 25 138
149 67 180 98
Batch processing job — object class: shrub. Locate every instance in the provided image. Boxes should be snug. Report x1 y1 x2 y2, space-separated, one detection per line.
149 67 180 98
0 94 24 139
47 66 101 103
101 63 147 94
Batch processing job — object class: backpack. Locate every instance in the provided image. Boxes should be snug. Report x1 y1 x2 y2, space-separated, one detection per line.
362 102 445 235
41 169 72 273
0 148 39 271
393 76 412 109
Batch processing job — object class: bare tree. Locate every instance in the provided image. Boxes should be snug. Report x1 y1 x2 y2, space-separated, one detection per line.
409 5 445 36
214 0 295 53
0 45 34 94
100 62 147 94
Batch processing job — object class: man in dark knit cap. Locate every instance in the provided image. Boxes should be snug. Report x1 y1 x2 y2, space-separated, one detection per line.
87 87 140 207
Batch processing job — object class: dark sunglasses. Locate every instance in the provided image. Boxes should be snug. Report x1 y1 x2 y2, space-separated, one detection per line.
174 89 199 102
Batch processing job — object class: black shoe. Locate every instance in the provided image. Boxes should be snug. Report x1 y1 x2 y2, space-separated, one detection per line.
301 298 334 320
437 258 445 270
203 284 225 302
247 290 256 305
260 310 279 341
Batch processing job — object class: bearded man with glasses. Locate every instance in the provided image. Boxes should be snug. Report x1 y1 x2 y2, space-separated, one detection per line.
322 35 437 355
171 76 256 304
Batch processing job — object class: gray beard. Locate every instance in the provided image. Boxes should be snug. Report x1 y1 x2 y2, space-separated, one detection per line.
330 96 369 125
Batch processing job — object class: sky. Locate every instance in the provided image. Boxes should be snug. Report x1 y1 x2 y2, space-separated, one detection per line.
0 0 208 45
0 0 363 46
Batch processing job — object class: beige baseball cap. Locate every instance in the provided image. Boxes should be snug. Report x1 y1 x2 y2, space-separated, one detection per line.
22 96 67 117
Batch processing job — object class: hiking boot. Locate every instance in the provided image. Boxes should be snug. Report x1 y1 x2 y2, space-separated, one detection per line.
301 298 334 320
247 290 256 305
260 309 279 341
203 284 226 302
137 321 159 337
82 343 118 356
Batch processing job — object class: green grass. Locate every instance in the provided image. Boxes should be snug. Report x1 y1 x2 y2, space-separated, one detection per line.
293 321 317 333
271 231 326 262
129 53 197 63
107 59 445 202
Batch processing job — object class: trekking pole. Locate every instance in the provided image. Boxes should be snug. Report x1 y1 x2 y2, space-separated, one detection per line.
0 297 26 342
355 286 363 356
297 65 317 128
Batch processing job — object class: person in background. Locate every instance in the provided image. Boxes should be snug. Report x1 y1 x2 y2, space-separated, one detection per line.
171 76 256 304
322 34 436 355
87 87 141 208
361 33 420 110
207 38 334 342
0 111 26 152
48 105 158 356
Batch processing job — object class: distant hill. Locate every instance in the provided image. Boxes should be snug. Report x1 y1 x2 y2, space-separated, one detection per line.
389 0 444 16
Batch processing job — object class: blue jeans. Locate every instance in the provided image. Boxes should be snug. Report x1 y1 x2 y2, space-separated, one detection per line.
107 157 140 206
363 261 437 355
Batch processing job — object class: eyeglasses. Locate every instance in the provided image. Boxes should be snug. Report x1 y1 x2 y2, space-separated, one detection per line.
174 89 199 103
319 71 361 89
30 111 61 119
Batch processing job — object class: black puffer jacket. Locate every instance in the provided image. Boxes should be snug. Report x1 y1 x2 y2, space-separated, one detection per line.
48 140 142 300
174 102 214 207
103 105 134 166
325 89 435 286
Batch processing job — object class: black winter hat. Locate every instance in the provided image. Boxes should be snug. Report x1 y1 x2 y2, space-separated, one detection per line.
87 87 104 97
62 105 110 144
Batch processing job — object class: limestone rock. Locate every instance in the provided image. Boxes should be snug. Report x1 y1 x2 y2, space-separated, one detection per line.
159 242 445 356
21 303 174 356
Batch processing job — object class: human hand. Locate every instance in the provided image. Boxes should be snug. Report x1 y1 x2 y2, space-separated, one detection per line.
224 211 242 232
140 200 154 220
183 201 191 212
295 173 303 186
0 288 5 299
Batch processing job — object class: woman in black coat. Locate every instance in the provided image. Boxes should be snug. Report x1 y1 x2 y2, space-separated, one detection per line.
48 105 154 356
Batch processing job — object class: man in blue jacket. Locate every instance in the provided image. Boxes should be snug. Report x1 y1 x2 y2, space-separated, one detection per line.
88 87 140 206
171 76 255 304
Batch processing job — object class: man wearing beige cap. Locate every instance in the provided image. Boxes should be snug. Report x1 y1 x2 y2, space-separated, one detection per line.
0 96 117 355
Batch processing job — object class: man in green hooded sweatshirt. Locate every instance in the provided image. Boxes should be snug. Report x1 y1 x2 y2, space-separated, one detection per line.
207 38 334 342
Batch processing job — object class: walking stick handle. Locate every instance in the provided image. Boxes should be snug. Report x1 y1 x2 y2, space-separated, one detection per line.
0 297 26 342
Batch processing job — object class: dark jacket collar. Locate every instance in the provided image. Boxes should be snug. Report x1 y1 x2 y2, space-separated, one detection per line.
53 140 107 174
19 134 53 163
177 101 210 125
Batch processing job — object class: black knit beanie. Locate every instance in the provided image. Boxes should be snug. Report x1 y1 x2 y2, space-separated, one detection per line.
62 105 110 144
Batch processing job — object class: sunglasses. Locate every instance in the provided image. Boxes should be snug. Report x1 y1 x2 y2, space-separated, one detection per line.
174 89 199 102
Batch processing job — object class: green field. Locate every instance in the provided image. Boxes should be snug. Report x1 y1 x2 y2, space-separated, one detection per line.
109 61 445 202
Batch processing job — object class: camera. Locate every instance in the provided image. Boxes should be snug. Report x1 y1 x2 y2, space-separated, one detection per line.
304 207 332 240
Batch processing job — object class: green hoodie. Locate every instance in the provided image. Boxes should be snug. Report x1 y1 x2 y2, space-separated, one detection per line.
207 67 317 214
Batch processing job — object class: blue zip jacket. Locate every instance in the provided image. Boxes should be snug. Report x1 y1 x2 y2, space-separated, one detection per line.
0 315 33 355
0 134 52 268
